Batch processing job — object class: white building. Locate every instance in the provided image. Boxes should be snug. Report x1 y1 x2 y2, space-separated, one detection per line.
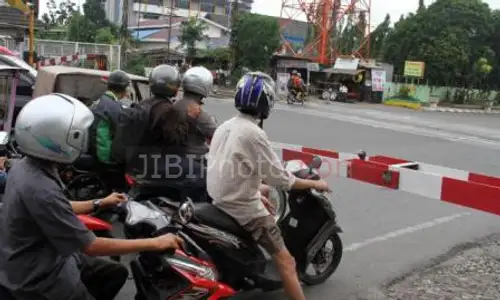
102 0 247 52
104 0 252 26
128 16 230 52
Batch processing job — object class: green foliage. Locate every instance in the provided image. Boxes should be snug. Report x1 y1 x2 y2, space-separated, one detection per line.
123 54 147 76
231 13 280 71
179 17 209 62
200 47 231 63
95 27 117 44
398 85 411 97
38 0 122 45
383 0 498 88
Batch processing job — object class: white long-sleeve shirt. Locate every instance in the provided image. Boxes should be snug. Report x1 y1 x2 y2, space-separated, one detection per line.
207 113 296 225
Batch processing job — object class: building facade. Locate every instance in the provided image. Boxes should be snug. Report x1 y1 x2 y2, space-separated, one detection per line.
104 0 253 26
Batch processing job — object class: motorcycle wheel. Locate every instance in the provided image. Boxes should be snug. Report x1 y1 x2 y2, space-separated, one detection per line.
94 230 121 262
301 232 343 286
268 187 287 223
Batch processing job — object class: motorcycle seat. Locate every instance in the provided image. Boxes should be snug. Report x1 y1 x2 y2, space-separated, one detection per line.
193 203 250 238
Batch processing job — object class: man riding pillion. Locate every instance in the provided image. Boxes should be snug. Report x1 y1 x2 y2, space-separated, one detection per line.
175 66 217 154
0 94 183 300
207 72 330 300
126 64 194 184
90 69 130 165
174 66 218 202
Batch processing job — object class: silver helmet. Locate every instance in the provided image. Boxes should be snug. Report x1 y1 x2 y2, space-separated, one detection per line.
15 93 94 164
181 66 213 98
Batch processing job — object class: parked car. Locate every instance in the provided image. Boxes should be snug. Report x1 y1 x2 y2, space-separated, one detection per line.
0 54 37 122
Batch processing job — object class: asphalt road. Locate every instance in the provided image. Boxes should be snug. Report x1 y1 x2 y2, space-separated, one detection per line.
117 99 500 300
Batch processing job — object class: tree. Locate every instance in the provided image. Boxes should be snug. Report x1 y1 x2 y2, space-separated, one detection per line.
95 27 117 44
418 0 425 10
179 17 208 62
38 0 77 39
82 0 109 29
231 13 281 71
369 14 391 59
383 0 494 87
67 11 96 42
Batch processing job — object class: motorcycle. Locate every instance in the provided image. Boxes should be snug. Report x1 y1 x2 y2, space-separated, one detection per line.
179 156 343 290
78 154 342 299
59 155 128 201
287 85 308 106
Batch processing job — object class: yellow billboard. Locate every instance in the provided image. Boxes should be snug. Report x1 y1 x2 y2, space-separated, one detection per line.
404 61 425 77
7 0 28 12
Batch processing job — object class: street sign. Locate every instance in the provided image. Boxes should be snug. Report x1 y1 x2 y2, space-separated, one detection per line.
307 63 319 71
403 61 425 77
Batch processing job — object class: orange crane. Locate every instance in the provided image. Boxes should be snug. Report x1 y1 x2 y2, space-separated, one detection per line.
280 0 371 64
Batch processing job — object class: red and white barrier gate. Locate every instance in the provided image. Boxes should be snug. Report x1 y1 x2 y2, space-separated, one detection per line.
37 54 99 68
273 144 500 216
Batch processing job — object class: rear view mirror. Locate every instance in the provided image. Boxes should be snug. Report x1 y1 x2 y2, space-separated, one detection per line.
310 156 322 169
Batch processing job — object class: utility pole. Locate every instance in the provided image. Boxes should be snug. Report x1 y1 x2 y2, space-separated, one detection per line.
166 0 174 63
28 2 35 65
120 0 129 68
229 0 239 73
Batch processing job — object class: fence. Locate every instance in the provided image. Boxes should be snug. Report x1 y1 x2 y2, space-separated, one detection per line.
384 82 499 104
35 40 121 69
1 37 121 69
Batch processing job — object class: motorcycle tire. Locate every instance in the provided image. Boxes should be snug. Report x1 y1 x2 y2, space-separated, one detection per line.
66 174 108 201
268 187 287 223
94 230 121 262
300 232 343 286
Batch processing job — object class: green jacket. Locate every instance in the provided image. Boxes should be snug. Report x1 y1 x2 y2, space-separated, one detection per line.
91 91 122 164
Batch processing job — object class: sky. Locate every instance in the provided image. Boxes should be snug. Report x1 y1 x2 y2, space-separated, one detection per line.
37 0 500 26
251 0 500 26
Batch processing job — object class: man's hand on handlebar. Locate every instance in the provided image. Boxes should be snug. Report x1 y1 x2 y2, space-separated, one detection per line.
313 180 331 192
152 233 184 251
101 192 128 208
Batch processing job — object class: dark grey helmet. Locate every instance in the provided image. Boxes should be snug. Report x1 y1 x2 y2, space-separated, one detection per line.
149 64 181 98
107 70 130 90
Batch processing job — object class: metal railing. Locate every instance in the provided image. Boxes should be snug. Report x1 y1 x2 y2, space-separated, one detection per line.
1 37 121 69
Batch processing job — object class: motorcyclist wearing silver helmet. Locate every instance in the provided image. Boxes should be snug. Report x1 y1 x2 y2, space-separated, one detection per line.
175 66 218 156
174 66 218 203
0 94 183 300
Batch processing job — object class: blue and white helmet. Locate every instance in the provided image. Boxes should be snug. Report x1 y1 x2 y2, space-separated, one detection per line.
235 71 276 119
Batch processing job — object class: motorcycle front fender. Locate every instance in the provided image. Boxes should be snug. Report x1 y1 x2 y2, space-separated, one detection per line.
78 214 113 231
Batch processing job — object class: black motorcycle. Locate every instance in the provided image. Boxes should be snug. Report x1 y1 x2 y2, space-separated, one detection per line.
122 155 343 298
59 154 129 201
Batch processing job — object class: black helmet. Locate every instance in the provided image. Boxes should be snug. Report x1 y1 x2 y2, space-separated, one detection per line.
107 70 130 91
149 64 181 98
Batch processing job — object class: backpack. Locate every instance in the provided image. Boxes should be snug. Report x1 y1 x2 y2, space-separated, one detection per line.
110 100 161 164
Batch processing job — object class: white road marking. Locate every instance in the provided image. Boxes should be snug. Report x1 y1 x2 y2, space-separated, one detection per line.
273 104 500 150
343 212 471 252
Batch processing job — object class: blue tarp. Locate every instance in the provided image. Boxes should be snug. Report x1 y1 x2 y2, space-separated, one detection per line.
283 35 305 44
129 29 161 40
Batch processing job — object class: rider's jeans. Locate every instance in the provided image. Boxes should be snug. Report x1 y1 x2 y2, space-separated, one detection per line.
70 254 128 300
1 254 128 300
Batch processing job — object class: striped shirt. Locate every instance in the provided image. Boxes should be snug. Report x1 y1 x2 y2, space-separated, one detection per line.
207 113 296 225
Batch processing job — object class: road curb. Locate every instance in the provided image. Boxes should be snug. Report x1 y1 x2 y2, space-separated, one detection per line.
422 107 500 114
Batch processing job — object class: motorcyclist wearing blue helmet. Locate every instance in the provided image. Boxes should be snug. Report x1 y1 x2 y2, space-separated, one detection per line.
207 72 330 300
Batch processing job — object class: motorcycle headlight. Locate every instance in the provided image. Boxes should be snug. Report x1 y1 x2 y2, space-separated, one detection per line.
166 256 218 281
